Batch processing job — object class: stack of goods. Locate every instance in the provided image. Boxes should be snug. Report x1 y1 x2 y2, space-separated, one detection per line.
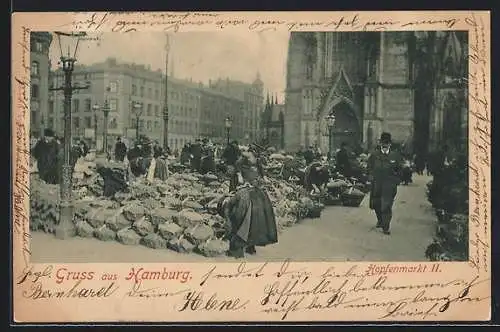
31 160 324 257
30 174 59 233
425 155 468 261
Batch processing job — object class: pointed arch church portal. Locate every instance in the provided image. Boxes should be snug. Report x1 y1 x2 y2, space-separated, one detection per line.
323 100 361 153
317 67 361 153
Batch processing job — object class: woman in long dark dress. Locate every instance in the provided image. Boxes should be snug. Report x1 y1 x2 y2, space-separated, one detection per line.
152 145 169 181
218 148 277 258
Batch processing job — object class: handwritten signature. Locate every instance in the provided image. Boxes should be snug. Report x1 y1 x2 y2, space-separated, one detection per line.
60 12 465 34
13 25 32 270
260 273 489 320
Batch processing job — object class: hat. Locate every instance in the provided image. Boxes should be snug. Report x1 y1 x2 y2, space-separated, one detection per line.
44 128 55 137
380 132 392 144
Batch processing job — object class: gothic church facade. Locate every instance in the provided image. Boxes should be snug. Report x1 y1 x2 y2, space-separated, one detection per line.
284 31 467 155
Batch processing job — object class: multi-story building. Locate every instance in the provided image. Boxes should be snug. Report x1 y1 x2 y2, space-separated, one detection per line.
208 75 264 143
49 58 204 152
198 88 245 144
285 31 467 157
49 57 256 152
166 78 203 151
30 32 53 137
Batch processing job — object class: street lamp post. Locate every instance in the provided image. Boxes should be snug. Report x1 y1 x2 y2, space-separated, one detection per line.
163 34 171 150
225 116 232 145
92 100 110 155
93 111 98 150
49 31 88 239
102 100 110 155
131 101 143 142
326 113 336 158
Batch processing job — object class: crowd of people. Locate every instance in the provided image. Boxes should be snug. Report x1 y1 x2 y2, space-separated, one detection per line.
31 128 459 257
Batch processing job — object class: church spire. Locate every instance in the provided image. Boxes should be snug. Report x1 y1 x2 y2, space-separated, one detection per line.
266 92 270 105
275 94 278 105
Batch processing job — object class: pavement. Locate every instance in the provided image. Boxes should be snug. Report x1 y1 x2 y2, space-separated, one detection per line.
30 174 436 263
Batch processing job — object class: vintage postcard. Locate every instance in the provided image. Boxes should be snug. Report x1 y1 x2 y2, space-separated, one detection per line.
12 11 491 323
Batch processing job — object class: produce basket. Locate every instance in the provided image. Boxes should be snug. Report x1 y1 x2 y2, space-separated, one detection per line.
324 194 342 206
308 205 322 218
340 187 365 207
326 179 348 196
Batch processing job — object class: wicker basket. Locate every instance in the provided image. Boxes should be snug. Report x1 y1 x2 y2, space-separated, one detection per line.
340 187 365 207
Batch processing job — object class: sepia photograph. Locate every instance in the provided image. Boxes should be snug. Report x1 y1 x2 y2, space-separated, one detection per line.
13 11 490 323
28 30 469 263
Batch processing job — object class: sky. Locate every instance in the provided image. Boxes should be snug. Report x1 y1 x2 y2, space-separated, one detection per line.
49 31 290 102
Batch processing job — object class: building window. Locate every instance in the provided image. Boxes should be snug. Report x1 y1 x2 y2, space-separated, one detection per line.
147 104 152 116
31 84 39 98
139 120 144 129
140 86 144 97
48 117 54 129
132 84 137 95
148 88 152 98
108 99 118 112
109 81 118 93
73 99 80 113
73 117 80 130
48 101 54 114
84 98 92 112
154 121 159 129
84 116 92 128
31 61 40 76
147 120 152 131
155 89 159 99
35 42 43 52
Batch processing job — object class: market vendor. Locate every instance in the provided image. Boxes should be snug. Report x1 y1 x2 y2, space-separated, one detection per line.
146 142 169 181
222 140 241 192
190 139 203 172
335 142 351 177
304 161 329 194
234 145 266 187
367 132 403 235
303 146 316 165
32 128 60 184
218 147 278 258
127 143 145 177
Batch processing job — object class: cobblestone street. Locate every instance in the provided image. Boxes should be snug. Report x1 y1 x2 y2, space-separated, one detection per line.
31 174 435 263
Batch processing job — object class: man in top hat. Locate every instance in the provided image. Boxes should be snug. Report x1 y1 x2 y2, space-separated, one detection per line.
367 132 403 235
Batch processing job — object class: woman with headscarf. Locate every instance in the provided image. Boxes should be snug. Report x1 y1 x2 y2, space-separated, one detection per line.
217 146 277 258
147 143 169 181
